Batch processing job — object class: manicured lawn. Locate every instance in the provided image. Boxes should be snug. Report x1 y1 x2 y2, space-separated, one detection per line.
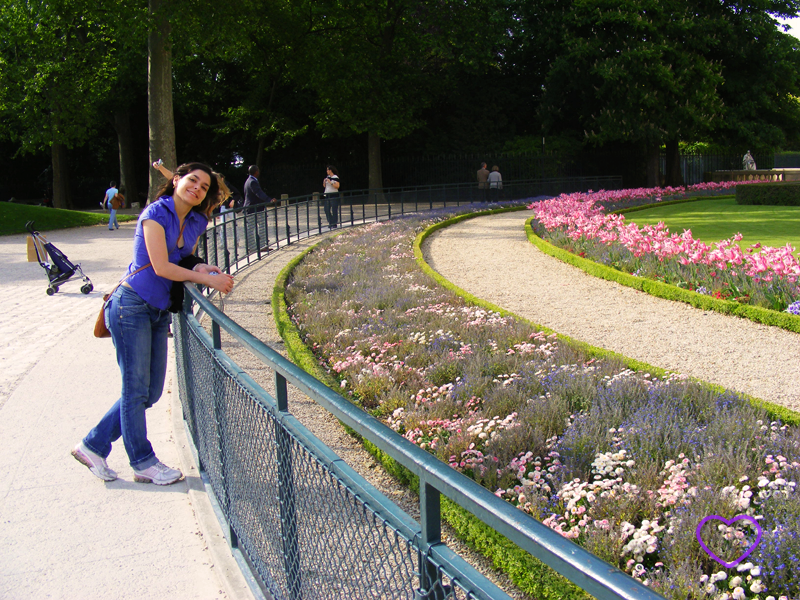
0 202 138 236
623 196 800 255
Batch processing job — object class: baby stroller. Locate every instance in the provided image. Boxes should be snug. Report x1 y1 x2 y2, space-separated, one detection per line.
26 221 93 296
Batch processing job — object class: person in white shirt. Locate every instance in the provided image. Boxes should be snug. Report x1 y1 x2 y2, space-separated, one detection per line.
487 166 502 202
322 165 341 228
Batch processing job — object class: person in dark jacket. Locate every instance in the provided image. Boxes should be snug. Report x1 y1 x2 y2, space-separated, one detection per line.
243 165 274 213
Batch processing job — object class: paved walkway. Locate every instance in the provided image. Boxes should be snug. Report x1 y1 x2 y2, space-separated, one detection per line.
0 221 253 600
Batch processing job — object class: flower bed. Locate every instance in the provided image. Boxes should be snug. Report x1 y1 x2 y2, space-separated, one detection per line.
284 212 800 600
529 183 800 311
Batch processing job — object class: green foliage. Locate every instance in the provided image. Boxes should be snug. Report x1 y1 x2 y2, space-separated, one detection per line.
541 0 723 147
736 182 800 206
295 0 507 141
0 203 136 236
0 0 123 152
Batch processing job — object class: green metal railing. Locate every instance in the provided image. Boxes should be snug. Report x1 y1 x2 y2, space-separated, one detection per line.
176 175 665 600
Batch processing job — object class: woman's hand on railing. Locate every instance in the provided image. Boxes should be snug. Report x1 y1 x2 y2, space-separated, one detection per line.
193 263 235 294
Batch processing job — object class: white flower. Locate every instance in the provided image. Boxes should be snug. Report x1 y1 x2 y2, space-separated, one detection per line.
750 581 764 593
730 576 742 587
750 566 761 577
731 587 746 600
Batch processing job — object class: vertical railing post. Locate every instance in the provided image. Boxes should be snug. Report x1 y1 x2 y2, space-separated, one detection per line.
243 211 251 264
221 216 231 274
232 210 240 267
295 200 300 242
284 204 291 244
415 480 450 600
275 372 302 599
263 207 270 253
313 192 322 233
274 205 281 249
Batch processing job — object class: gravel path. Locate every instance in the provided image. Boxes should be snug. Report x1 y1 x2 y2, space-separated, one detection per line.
423 210 800 413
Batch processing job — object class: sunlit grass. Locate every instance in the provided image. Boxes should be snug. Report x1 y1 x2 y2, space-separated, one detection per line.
0 202 137 236
624 197 800 256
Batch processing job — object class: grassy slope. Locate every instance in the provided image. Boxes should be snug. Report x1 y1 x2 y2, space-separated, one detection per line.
0 203 138 236
622 196 800 256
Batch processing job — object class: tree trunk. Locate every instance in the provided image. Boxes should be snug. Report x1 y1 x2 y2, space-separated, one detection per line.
664 138 684 187
256 136 265 173
645 143 660 188
368 132 383 191
113 109 138 205
51 142 71 210
147 0 176 203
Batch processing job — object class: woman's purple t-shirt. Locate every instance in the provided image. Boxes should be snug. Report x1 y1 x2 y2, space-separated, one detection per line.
125 196 208 310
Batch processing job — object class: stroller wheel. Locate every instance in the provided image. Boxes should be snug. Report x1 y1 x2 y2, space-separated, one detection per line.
81 284 93 294
46 286 56 296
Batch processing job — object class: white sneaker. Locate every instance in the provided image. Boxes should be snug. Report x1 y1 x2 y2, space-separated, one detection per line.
133 461 183 485
72 442 118 482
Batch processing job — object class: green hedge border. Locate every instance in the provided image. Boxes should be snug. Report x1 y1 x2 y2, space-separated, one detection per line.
273 208 800 600
526 218 800 334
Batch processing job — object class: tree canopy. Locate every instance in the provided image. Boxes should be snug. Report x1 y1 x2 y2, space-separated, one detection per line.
2 0 800 204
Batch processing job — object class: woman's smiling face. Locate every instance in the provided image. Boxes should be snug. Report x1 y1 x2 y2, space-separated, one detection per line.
174 169 211 206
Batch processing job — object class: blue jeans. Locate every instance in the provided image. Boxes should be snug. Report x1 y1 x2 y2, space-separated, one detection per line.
83 285 171 470
323 193 339 227
108 208 119 229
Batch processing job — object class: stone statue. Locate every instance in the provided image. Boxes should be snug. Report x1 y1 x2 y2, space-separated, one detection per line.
743 150 757 171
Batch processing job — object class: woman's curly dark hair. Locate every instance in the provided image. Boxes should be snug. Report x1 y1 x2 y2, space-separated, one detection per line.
156 162 220 215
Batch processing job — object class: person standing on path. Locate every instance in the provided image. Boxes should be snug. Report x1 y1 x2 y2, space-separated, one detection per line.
487 165 502 202
108 186 125 230
477 162 489 202
243 165 274 214
322 165 341 229
101 181 118 210
72 162 235 485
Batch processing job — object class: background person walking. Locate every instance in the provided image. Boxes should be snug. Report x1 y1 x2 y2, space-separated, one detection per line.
72 162 234 485
101 181 118 210
108 186 125 230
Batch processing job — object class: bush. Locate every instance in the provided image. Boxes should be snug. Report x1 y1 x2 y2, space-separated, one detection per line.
736 182 800 206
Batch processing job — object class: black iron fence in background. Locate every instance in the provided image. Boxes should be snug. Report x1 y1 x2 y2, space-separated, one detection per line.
197 175 623 274
259 151 780 197
2 150 789 207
